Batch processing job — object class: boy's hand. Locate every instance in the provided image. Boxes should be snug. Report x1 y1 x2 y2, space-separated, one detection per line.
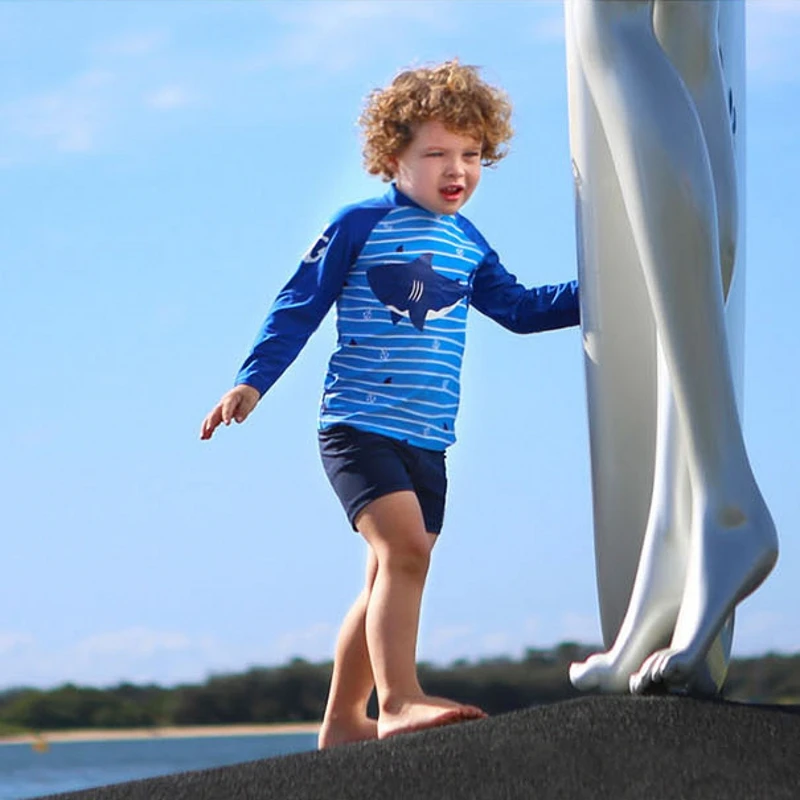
200 384 261 440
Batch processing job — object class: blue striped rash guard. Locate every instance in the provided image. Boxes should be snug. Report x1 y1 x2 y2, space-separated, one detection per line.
236 184 579 451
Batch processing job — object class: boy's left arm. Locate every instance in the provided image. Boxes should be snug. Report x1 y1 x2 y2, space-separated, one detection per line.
470 249 580 334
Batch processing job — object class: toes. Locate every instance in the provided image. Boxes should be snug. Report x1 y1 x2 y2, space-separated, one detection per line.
651 651 671 683
630 648 704 695
631 649 683 694
629 671 646 694
659 651 691 683
459 705 488 720
379 708 471 740
629 650 663 694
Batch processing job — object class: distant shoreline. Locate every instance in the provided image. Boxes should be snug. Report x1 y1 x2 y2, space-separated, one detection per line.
0 722 320 745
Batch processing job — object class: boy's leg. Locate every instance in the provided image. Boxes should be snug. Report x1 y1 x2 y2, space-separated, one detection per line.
318 549 379 748
357 490 486 739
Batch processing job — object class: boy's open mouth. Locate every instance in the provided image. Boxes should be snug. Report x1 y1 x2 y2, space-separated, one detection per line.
440 185 464 201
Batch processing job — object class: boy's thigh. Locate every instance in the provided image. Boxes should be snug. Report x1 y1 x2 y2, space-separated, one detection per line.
318 424 446 534
355 491 430 554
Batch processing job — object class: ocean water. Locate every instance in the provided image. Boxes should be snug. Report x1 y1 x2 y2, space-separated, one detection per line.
0 732 317 799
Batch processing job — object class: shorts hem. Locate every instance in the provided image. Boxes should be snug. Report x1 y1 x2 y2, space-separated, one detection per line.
348 484 417 531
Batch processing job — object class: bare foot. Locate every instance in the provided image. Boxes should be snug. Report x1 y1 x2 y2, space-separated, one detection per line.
318 715 378 749
569 557 682 693
630 496 778 694
571 645 658 693
569 550 685 693
570 503 687 692
377 696 487 740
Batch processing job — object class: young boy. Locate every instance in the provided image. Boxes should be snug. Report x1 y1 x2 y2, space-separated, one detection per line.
200 60 579 747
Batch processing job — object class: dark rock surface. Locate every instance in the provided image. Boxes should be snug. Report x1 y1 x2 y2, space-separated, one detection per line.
39 695 800 800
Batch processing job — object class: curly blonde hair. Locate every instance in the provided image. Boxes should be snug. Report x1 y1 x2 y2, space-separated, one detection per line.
359 59 514 181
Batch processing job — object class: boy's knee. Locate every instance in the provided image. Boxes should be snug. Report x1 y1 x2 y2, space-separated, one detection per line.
384 539 431 577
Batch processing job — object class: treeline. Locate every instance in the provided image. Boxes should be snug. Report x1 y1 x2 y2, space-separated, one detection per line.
1 644 798 734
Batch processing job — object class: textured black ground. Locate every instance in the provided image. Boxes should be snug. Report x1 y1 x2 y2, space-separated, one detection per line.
38 695 800 800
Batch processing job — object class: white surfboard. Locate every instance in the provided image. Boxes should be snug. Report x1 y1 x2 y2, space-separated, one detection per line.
565 2 746 687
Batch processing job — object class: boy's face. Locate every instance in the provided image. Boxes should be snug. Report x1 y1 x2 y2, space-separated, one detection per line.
390 119 482 216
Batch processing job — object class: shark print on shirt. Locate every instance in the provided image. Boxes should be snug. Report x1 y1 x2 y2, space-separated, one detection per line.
323 206 478 448
366 253 470 331
234 184 580 451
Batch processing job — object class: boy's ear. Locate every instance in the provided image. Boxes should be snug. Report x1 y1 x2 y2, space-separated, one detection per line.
385 155 398 177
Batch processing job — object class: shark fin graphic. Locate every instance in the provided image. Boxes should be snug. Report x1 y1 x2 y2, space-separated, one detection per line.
409 303 428 331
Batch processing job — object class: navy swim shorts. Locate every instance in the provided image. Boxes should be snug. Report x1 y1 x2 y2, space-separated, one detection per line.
318 424 447 534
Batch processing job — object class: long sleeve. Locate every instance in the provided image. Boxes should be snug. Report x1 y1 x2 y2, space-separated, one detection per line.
470 248 580 334
235 221 355 396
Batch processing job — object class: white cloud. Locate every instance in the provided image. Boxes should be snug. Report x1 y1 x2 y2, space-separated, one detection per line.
252 1 456 73
73 627 194 658
3 70 115 156
0 624 342 689
0 29 198 165
0 628 230 689
0 632 35 656
145 85 193 111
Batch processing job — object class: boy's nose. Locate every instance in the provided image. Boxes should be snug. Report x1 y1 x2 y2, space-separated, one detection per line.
444 158 465 177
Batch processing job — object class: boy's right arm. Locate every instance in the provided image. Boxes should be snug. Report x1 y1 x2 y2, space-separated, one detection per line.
199 207 370 441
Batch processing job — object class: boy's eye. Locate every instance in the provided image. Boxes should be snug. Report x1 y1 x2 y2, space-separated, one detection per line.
425 151 443 157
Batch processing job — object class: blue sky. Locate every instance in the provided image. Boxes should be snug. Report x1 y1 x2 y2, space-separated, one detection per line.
2 1 798 689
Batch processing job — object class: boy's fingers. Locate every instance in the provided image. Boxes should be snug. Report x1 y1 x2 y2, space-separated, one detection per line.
234 401 253 424
201 388 256 439
200 406 224 439
234 395 257 424
200 416 215 440
221 396 240 425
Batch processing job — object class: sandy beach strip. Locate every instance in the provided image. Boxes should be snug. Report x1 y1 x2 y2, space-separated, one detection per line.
0 721 320 745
